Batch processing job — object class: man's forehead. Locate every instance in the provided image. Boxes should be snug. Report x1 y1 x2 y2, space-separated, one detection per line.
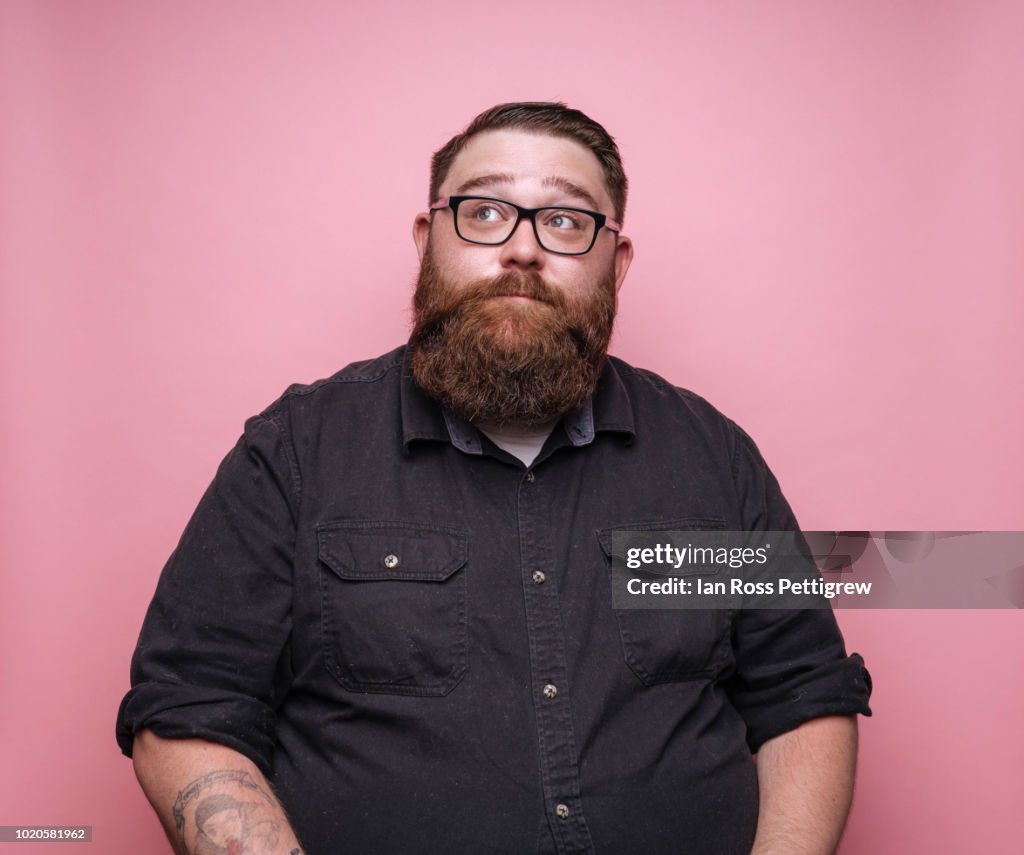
439 129 612 212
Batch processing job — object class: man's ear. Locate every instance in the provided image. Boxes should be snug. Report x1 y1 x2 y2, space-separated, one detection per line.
612 235 634 293
413 213 431 262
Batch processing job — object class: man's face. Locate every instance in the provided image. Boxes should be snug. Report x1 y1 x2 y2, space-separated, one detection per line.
201 807 242 849
410 129 633 427
413 129 631 300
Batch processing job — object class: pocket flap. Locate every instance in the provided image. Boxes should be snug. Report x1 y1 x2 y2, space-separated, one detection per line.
596 516 726 558
317 521 468 582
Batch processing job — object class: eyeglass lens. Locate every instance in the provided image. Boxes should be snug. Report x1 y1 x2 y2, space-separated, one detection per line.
456 198 597 254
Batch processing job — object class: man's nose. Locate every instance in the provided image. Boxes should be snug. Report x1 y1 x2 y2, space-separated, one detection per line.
498 217 545 270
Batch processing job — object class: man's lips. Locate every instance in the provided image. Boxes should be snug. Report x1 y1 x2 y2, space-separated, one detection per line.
489 293 547 304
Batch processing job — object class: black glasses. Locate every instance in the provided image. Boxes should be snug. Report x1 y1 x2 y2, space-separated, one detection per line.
429 195 622 256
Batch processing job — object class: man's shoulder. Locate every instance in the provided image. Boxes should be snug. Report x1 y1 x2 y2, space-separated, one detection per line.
606 354 737 430
605 354 771 480
283 345 407 396
257 346 407 418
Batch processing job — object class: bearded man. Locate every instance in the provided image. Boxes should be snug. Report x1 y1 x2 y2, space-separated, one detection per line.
118 102 871 855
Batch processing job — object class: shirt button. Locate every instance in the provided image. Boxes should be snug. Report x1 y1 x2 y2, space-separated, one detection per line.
532 570 546 585
542 683 558 699
555 803 570 819
525 471 536 483
383 553 400 569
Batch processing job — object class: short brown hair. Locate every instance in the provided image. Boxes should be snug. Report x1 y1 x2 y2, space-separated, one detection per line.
430 102 628 222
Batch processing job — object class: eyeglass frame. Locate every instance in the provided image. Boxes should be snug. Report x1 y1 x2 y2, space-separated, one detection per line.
428 195 623 256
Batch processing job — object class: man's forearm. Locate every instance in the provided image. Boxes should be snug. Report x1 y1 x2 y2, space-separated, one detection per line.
750 715 858 855
132 729 304 855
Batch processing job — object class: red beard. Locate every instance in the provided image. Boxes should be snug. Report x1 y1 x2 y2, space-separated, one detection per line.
409 249 617 428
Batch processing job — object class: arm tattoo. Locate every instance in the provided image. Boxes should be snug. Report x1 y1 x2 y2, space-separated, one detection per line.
172 769 285 855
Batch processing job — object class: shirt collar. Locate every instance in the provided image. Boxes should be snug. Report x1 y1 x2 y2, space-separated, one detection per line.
400 348 636 455
442 409 483 455
589 355 636 442
399 350 451 454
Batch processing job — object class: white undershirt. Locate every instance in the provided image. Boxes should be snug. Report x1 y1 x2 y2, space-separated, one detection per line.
476 420 558 467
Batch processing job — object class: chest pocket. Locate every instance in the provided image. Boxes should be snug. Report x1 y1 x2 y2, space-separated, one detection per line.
597 518 734 686
317 520 468 696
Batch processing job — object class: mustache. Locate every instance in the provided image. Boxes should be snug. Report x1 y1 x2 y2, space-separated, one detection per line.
451 271 565 308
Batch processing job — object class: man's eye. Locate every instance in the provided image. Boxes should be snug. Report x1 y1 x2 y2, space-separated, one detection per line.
471 204 505 222
544 211 585 231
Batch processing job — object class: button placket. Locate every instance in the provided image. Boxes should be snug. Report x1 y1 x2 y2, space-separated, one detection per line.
517 469 594 853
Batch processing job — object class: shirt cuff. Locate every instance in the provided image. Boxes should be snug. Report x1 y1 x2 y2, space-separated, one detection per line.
733 652 872 753
115 681 278 775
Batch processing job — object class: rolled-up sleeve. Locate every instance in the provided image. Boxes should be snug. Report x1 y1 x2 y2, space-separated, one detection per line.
116 411 298 774
725 423 873 753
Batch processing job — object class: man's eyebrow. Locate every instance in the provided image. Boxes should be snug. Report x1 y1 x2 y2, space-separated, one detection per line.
541 177 601 213
453 173 516 195
452 173 603 212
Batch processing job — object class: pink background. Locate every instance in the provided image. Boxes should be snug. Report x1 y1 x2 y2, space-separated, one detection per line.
2 1 1022 852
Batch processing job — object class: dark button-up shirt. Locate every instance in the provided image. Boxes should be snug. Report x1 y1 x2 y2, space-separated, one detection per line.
117 347 871 855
